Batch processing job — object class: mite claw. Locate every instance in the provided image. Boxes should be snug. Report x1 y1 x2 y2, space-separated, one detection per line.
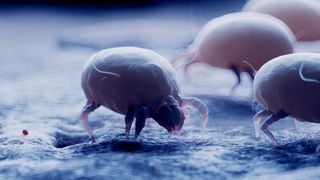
125 106 134 140
134 131 141 139
90 137 96 143
125 131 130 140
125 126 132 140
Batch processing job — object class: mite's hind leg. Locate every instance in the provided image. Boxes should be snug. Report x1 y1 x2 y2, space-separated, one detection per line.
245 68 255 96
171 52 190 67
125 106 135 140
229 64 241 93
261 110 289 144
80 101 101 142
253 109 273 139
244 68 255 82
184 61 197 83
135 105 149 138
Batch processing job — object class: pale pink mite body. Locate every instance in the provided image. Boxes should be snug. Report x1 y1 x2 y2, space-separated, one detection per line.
243 0 320 41
175 12 295 89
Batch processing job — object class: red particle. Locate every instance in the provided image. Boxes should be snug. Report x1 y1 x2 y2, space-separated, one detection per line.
22 130 28 136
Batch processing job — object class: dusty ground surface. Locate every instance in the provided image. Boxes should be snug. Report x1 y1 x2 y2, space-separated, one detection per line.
1 1 320 179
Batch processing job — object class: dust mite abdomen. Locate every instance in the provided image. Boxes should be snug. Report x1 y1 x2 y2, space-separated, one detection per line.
243 0 320 41
174 12 295 89
80 47 209 141
253 52 320 143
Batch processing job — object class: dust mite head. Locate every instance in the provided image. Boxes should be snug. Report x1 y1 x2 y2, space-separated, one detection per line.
150 105 185 133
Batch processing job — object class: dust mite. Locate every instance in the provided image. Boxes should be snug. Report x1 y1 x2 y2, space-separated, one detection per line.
253 53 320 143
173 12 295 90
243 0 320 41
80 47 209 141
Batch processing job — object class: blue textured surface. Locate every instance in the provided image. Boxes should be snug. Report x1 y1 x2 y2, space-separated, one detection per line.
1 1 320 179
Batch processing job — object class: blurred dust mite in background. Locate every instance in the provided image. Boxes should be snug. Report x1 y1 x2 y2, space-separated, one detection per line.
80 47 208 142
243 0 320 41
173 12 295 90
252 53 320 143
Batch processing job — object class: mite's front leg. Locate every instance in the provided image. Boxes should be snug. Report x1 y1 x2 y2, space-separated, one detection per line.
261 110 289 144
135 105 149 138
252 109 273 139
125 106 135 140
181 97 209 128
80 101 101 142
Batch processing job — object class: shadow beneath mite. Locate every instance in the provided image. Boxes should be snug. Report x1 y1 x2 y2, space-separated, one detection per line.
54 132 89 148
67 138 193 155
111 140 144 152
69 140 144 154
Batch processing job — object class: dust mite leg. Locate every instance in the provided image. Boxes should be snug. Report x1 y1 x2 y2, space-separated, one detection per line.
181 108 190 122
80 101 101 142
261 110 289 143
181 97 209 128
245 68 255 82
171 53 188 67
135 105 149 138
184 61 196 82
229 64 241 91
253 109 273 139
125 106 135 139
